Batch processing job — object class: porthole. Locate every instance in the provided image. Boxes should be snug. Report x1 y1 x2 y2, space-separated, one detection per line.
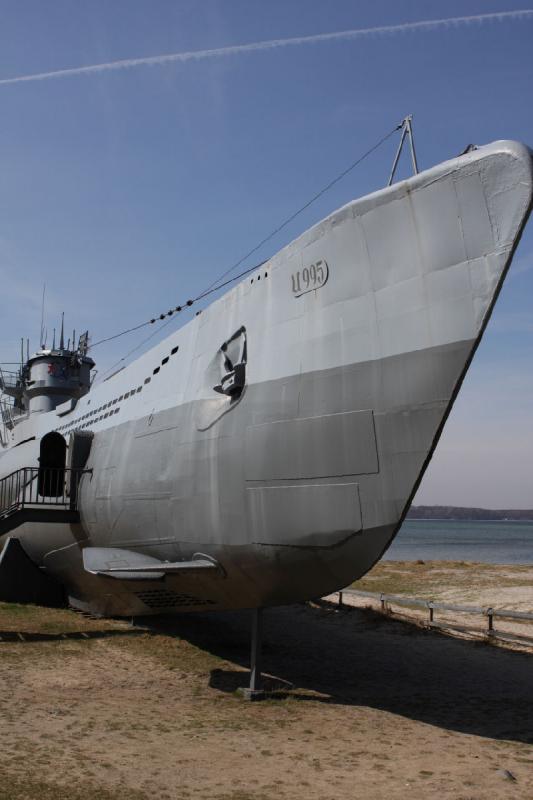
153 367 160 375
161 357 169 365
171 346 179 355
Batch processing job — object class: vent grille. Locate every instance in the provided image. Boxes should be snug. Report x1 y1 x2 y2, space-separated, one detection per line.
135 590 214 609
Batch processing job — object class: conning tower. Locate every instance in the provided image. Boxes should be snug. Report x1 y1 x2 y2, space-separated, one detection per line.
1 328 94 415
24 342 94 414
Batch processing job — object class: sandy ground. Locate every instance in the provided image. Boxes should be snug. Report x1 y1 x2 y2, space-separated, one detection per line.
351 561 533 611
0 563 532 800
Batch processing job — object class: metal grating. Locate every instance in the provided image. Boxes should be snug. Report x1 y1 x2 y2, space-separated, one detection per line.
135 590 214 609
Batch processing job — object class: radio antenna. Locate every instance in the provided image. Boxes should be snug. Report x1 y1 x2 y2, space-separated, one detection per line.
59 313 65 350
40 284 46 349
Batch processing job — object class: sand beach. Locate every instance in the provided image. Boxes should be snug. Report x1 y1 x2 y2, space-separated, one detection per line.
0 561 531 800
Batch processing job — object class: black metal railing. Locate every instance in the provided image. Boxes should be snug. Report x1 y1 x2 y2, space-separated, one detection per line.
0 467 91 518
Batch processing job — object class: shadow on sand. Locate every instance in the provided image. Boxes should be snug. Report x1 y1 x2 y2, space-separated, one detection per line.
141 602 533 744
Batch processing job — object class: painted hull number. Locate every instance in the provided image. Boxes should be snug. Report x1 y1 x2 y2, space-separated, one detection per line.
291 260 329 298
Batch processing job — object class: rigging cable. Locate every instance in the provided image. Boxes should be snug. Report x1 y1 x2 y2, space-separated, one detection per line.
98 260 267 380
201 122 402 293
91 121 402 367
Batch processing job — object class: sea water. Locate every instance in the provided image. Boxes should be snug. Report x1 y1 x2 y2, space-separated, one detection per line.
383 519 533 564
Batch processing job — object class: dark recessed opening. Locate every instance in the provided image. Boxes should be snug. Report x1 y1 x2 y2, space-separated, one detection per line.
38 432 66 497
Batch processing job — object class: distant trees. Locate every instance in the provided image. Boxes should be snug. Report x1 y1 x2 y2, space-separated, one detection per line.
407 506 533 521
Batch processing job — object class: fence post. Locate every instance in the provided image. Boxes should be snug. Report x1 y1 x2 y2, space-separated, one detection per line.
428 601 434 625
380 593 386 614
487 608 494 637
338 591 343 609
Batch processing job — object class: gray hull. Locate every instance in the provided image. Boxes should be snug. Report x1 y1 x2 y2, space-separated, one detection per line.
1 140 532 615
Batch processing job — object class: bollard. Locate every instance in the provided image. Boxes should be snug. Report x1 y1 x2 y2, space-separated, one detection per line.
428 601 434 624
338 591 343 609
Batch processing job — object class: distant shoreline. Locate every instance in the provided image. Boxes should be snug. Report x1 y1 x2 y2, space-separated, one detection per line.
407 506 533 522
406 517 533 523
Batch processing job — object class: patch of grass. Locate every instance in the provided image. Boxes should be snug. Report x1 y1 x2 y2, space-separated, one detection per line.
0 602 131 635
214 794 276 800
113 631 227 674
351 561 533 599
0 772 146 800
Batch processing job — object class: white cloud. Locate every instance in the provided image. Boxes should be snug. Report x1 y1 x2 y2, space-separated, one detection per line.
0 11 531 86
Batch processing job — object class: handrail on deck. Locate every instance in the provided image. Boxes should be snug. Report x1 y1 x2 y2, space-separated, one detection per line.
0 466 92 517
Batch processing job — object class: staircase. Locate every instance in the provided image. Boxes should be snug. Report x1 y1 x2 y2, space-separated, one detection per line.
0 467 91 535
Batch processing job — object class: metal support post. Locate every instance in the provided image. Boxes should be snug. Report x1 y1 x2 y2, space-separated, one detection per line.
250 607 263 692
388 115 419 186
487 608 494 636
388 125 408 186
405 115 419 175
238 607 266 700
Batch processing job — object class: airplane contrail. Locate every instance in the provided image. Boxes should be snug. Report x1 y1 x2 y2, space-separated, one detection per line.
0 10 531 87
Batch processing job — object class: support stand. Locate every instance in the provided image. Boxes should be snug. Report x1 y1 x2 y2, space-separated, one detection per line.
388 115 419 186
238 607 266 701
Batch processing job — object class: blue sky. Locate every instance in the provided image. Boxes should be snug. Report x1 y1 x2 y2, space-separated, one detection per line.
0 1 532 506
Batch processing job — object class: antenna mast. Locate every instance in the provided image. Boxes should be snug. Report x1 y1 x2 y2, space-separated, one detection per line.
59 313 65 350
388 115 419 186
40 283 46 349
